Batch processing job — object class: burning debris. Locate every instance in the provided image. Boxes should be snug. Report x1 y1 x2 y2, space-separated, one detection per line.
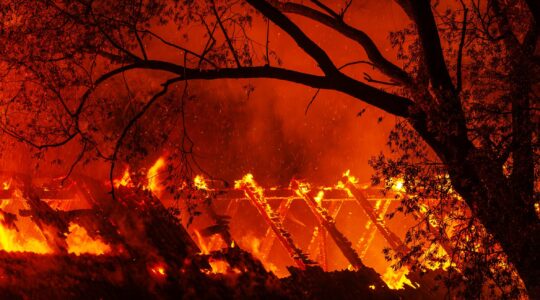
0 167 458 299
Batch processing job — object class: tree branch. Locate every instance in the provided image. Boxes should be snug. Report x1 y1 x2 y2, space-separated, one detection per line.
246 0 339 76
79 60 413 117
408 0 456 93
109 76 181 200
266 0 410 84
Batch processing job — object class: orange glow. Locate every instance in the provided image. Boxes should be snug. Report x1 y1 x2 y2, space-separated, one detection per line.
2 179 11 190
382 267 417 290
208 258 230 274
0 201 51 254
193 229 210 254
0 219 51 254
313 190 324 206
66 223 111 256
114 167 132 188
194 175 209 191
150 264 167 277
146 157 165 195
391 178 405 193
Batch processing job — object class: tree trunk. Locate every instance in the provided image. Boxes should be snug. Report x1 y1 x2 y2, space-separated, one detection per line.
446 150 540 297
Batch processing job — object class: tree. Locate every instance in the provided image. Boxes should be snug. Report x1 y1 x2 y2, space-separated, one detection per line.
0 0 538 297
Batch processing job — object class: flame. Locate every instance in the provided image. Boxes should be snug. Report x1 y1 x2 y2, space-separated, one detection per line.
0 222 51 254
382 267 417 290
240 235 279 275
314 191 325 206
342 169 359 184
114 167 132 188
0 204 51 254
194 175 209 191
66 223 111 255
193 229 210 254
2 179 11 190
391 178 405 193
234 174 258 191
146 157 165 195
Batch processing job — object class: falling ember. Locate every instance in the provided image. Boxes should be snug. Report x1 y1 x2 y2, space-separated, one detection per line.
66 223 111 256
147 157 165 195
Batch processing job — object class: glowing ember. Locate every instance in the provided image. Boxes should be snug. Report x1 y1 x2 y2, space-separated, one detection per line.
150 264 167 277
208 258 230 274
66 223 111 256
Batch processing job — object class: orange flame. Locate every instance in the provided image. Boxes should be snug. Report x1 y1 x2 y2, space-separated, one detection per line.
382 267 417 290
146 157 165 195
114 167 132 188
194 175 209 191
66 223 111 255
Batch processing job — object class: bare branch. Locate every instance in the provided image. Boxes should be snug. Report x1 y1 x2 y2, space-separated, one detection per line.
210 0 242 67
310 0 340 19
109 76 182 200
246 0 339 76
267 0 411 83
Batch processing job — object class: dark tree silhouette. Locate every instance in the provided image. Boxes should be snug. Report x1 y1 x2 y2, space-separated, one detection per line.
0 0 538 297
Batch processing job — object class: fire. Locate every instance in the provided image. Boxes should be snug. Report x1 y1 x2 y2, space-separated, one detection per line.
382 267 417 290
0 203 51 254
66 223 111 255
0 221 51 254
2 179 11 190
314 191 324 206
194 175 209 191
241 235 279 275
146 157 165 195
343 169 359 184
391 178 405 193
114 167 132 188
234 173 259 192
193 229 210 254
208 258 230 274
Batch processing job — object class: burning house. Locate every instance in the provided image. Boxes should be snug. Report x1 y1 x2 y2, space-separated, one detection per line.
0 0 537 299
